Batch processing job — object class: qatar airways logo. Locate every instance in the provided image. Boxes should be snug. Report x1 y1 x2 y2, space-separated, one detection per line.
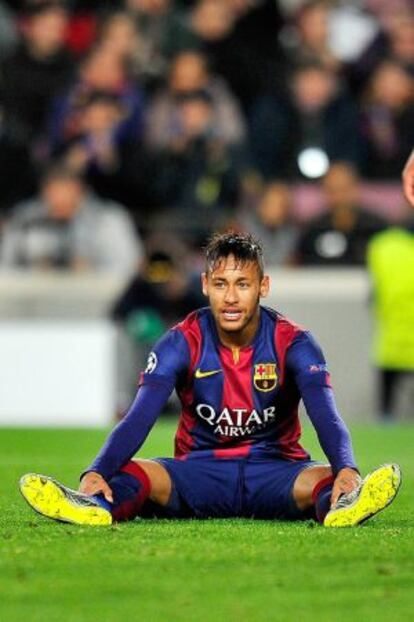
195 404 276 437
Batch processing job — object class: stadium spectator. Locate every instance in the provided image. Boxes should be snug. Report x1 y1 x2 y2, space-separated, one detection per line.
112 234 203 335
280 0 341 74
97 10 143 74
123 0 192 90
238 181 298 266
367 216 414 421
47 45 144 153
187 0 285 113
345 5 414 95
145 49 246 151
295 162 387 266
0 1 73 145
0 165 142 276
187 0 235 48
148 89 245 245
97 10 139 65
360 60 414 179
249 62 362 180
55 90 151 213
387 10 414 74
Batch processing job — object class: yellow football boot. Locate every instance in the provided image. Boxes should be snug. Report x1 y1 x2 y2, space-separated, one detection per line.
19 473 112 526
324 463 401 528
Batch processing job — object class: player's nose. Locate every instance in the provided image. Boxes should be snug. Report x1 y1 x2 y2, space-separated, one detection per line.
224 285 238 303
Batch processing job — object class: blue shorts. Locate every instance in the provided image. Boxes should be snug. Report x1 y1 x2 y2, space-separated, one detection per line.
142 456 322 521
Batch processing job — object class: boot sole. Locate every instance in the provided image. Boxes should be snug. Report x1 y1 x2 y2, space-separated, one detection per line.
19 473 112 526
324 464 401 528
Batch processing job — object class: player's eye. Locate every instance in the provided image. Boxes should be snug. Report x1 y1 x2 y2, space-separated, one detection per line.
238 282 250 289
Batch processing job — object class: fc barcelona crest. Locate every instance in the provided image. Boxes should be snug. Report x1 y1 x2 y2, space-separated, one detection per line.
254 363 278 392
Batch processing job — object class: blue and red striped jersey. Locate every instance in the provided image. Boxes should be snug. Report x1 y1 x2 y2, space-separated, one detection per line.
87 305 357 479
140 306 333 461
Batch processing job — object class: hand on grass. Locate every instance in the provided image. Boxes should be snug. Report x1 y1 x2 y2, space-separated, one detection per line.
331 467 361 508
79 471 113 503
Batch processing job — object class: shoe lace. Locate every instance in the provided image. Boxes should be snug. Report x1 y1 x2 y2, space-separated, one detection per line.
64 486 99 508
334 482 362 510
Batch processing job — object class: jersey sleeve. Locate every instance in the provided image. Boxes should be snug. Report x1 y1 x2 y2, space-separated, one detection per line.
83 328 190 480
139 327 191 390
286 331 358 475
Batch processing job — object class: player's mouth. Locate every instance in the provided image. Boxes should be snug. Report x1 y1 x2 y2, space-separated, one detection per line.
221 309 243 322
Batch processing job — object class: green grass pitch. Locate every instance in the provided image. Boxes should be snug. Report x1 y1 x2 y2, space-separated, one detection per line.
1 420 413 622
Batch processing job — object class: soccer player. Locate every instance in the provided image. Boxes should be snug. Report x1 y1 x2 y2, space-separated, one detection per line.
20 233 401 527
403 150 414 208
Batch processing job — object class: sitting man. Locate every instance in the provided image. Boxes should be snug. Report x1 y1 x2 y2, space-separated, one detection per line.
20 232 401 528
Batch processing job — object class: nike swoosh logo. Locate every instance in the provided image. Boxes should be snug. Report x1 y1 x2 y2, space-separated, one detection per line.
195 368 222 379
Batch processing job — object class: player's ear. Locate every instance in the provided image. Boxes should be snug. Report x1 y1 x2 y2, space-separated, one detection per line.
201 272 208 296
259 275 270 298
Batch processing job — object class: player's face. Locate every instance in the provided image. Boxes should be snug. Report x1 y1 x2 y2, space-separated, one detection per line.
202 255 269 340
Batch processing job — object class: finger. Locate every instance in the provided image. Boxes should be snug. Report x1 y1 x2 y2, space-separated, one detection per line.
78 482 90 495
330 487 340 507
103 485 114 504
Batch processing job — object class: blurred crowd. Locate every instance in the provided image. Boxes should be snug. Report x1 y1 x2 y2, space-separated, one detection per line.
1 0 414 279
2 0 414 420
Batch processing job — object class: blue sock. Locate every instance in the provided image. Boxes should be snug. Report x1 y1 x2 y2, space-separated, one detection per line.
95 462 151 522
91 495 112 512
91 473 143 514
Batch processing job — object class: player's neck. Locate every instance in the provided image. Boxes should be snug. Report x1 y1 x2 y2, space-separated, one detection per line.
217 310 260 350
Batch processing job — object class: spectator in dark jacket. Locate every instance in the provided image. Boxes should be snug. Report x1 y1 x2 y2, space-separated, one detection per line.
281 0 342 74
47 45 145 153
150 89 245 245
186 0 286 113
56 90 151 214
0 1 73 145
360 59 414 179
112 234 204 332
295 162 387 266
249 62 362 181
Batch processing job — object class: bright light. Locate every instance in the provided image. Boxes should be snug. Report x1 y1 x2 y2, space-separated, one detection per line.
298 147 330 179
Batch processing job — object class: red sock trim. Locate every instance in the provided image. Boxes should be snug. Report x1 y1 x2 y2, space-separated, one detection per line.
311 475 334 504
120 460 152 497
111 461 152 522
